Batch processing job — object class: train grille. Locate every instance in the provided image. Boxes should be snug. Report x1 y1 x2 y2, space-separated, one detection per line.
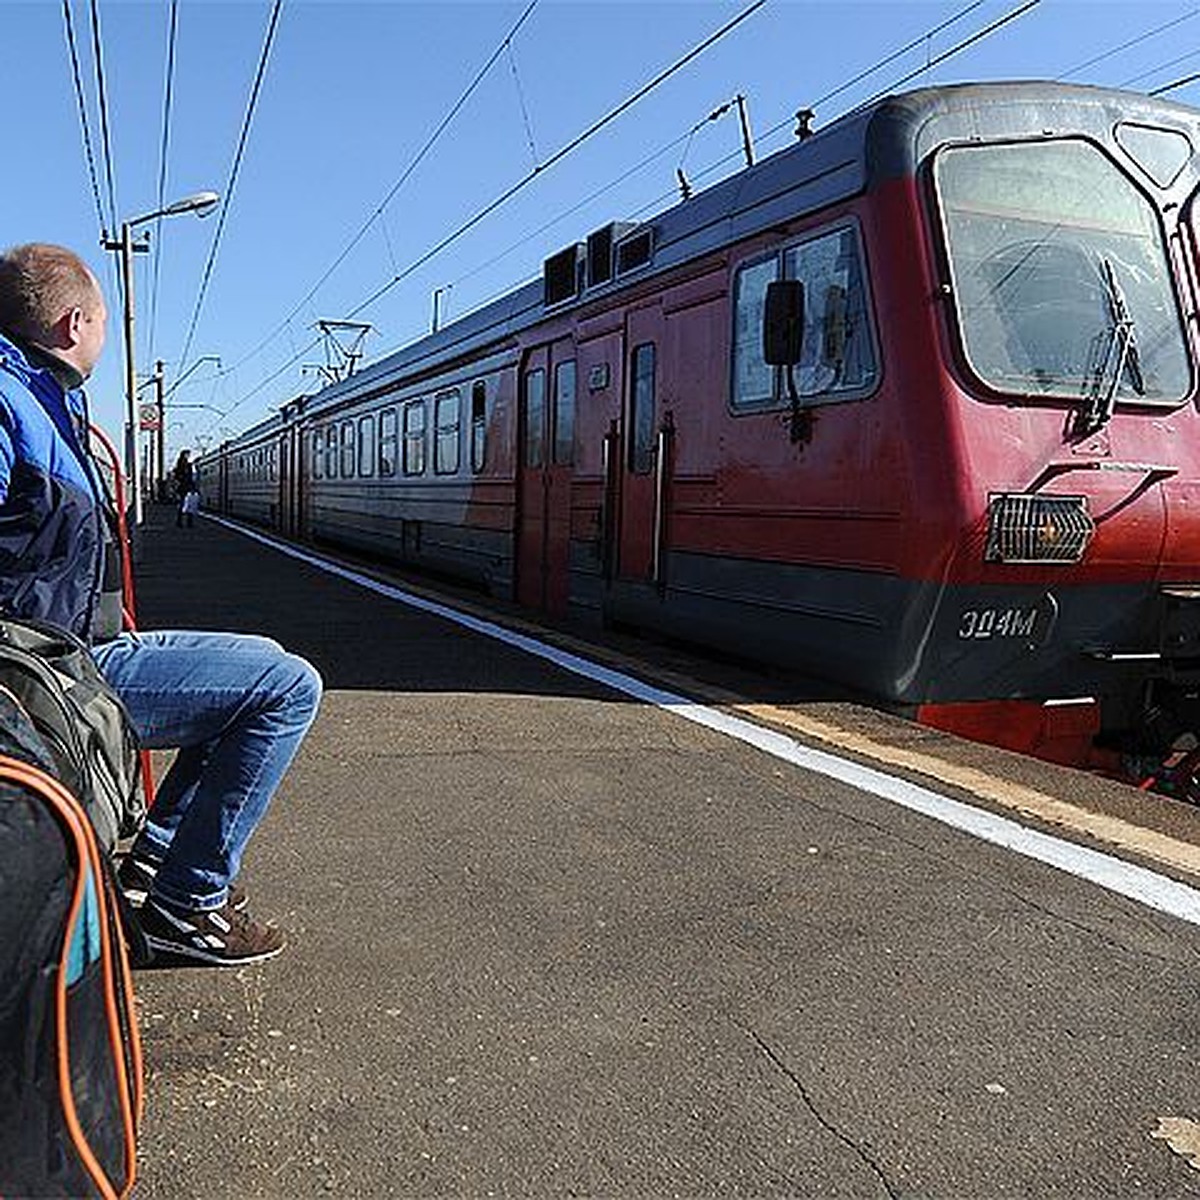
985 494 1094 563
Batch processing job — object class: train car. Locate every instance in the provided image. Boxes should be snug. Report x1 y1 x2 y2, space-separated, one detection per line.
203 80 1200 772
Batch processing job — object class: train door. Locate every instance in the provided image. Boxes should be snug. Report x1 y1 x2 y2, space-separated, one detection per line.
277 429 291 534
615 302 666 584
515 341 575 613
279 424 304 538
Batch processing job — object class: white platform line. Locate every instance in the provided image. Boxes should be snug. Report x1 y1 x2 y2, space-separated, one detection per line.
211 515 1200 929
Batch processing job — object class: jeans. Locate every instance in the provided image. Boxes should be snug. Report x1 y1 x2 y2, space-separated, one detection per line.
92 630 323 912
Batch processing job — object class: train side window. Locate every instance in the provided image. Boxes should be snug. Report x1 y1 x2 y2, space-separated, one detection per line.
358 415 375 477
629 343 656 474
435 390 461 475
731 255 781 410
379 407 398 476
403 400 427 475
470 381 487 473
553 360 576 465
324 426 338 478
524 368 545 468
340 421 356 478
782 225 878 401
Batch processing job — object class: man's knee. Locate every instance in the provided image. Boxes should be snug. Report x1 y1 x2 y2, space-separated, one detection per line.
266 651 322 726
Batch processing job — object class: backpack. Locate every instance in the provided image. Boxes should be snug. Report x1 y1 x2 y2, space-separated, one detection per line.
0 616 143 855
0 686 143 1198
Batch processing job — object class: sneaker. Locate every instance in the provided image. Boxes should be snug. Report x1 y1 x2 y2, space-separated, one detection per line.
119 853 248 912
116 854 159 906
138 898 286 967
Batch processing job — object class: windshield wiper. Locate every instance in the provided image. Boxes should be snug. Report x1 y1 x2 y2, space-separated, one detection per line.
1075 257 1144 436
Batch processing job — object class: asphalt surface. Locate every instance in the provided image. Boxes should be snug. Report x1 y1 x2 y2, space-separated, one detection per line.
128 507 1200 1198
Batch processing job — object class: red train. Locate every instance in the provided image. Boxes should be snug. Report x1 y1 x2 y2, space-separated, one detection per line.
201 80 1200 775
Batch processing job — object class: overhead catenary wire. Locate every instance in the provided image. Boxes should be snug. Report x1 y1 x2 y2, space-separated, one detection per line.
631 0 1043 228
1152 71 1200 97
87 0 119 238
177 0 283 377
211 0 769 430
216 0 1038 432
458 0 1000 296
217 0 1038 433
199 0 1194 446
849 0 1041 115
508 38 539 166
214 0 1041 435
226 0 541 379
345 0 769 318
1121 46 1200 90
147 0 180 368
455 128 694 289
806 0 986 115
61 0 106 240
369 0 1020 324
1058 5 1199 81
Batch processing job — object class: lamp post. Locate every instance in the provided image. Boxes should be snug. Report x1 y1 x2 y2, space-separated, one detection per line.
103 190 219 526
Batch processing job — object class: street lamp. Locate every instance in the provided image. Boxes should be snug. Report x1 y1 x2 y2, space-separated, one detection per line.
103 190 219 526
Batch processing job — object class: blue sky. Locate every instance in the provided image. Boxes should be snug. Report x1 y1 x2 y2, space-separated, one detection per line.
4 0 1199 458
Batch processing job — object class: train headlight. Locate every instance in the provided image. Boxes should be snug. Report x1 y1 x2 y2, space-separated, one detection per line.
985 493 1094 563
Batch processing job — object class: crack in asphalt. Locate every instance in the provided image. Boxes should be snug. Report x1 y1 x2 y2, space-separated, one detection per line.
741 1024 900 1199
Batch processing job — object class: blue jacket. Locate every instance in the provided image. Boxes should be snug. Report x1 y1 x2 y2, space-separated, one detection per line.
0 331 119 641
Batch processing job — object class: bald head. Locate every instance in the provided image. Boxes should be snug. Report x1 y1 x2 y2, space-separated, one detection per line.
0 243 108 378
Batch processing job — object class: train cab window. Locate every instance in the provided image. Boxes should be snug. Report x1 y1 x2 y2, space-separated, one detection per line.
379 407 398 477
435 390 461 474
553 360 576 465
732 227 878 411
934 138 1189 404
358 415 375 477
403 400 427 475
523 368 545 468
470 381 487 473
782 227 878 399
324 426 338 479
732 256 779 409
340 421 356 478
629 343 656 474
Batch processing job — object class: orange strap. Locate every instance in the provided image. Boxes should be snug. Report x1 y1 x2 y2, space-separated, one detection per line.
0 756 141 1198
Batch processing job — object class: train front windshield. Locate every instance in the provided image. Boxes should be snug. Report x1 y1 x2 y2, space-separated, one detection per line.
933 138 1191 406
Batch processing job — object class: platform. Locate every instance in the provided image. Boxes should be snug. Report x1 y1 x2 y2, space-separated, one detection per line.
129 505 1200 1198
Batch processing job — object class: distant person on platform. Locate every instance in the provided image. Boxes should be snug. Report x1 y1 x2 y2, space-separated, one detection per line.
0 242 323 966
172 449 199 528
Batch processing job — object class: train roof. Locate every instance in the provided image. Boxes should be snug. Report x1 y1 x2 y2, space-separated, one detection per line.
225 80 1200 440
